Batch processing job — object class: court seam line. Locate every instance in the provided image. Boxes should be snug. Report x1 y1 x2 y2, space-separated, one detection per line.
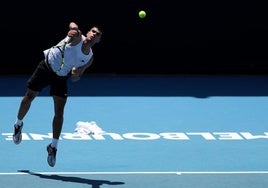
1 171 268 175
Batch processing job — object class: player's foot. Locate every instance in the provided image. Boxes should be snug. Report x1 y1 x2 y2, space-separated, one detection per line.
47 143 57 167
13 123 23 145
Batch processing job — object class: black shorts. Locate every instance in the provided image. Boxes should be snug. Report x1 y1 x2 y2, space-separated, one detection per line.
27 60 68 98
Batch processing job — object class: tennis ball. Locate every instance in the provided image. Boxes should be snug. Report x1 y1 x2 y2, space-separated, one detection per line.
139 10 146 18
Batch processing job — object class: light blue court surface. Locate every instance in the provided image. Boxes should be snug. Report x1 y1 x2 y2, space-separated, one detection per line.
1 75 268 188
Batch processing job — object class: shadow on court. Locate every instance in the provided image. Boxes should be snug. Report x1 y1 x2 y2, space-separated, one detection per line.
18 170 125 188
13 170 268 188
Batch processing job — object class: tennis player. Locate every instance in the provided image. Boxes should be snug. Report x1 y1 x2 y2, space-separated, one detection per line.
12 21 102 167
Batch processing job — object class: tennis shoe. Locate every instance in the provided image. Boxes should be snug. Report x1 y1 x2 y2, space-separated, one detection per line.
13 123 23 145
47 143 57 167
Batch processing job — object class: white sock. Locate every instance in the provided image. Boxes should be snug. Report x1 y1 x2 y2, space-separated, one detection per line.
15 119 23 127
51 138 58 149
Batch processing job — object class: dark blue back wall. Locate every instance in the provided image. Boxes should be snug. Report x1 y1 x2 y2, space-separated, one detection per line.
2 1 268 75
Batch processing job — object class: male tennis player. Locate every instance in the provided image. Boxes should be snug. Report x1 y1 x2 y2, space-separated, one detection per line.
12 21 102 167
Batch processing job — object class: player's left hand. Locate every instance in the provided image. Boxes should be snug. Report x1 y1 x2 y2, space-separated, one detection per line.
71 67 83 76
71 67 81 82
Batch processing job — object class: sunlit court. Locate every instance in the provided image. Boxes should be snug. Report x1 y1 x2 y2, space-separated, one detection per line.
1 75 268 187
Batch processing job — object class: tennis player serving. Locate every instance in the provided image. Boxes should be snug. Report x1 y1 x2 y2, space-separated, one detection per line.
12 21 102 167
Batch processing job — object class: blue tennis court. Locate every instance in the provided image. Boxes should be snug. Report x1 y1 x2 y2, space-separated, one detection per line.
1 74 268 188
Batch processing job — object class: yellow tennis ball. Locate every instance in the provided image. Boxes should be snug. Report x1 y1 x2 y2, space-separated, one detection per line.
139 10 146 18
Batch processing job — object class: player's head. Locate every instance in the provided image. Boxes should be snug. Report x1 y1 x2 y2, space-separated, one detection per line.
86 26 102 44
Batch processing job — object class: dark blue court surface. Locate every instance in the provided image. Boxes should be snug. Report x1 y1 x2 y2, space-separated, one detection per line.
1 75 268 188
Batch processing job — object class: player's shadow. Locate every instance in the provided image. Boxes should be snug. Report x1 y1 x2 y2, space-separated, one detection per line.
18 170 125 188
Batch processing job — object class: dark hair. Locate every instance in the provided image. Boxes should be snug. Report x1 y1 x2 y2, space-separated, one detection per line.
91 25 103 34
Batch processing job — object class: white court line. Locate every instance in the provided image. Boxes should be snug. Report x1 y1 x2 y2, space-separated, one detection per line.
1 171 268 175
